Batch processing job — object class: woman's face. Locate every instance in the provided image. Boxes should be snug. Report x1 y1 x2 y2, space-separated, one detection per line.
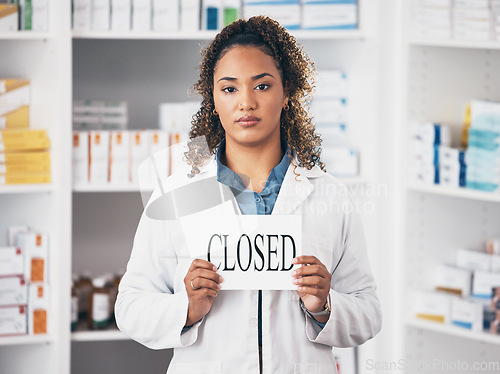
213 45 288 150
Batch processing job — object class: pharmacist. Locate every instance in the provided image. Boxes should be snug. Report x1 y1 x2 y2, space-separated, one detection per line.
115 16 382 374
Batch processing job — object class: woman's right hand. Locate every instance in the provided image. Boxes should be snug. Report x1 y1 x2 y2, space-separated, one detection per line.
183 259 223 327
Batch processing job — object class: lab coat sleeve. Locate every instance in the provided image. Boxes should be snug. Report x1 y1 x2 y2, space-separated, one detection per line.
115 209 202 350
304 195 382 348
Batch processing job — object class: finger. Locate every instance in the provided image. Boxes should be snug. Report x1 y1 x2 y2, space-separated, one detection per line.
189 259 218 273
292 255 322 265
191 277 222 291
190 268 223 284
293 276 329 289
291 264 328 278
296 286 325 297
192 287 218 298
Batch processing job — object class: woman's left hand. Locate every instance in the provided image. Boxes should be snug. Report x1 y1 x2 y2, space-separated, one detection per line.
291 255 332 315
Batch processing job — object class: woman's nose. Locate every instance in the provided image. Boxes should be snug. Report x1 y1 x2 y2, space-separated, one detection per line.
239 88 257 110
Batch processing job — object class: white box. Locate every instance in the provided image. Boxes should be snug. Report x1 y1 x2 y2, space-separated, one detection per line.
109 131 130 184
111 0 131 31
311 98 348 124
153 0 179 31
0 5 19 31
302 2 357 30
73 132 89 185
7 226 29 247
180 0 200 31
315 70 348 98
32 0 49 31
0 306 27 336
89 131 110 184
132 0 152 31
92 0 111 30
0 80 31 107
414 290 453 323
456 248 491 272
15 232 48 283
317 124 349 149
0 277 27 306
451 297 483 332
28 283 48 335
130 131 150 184
434 264 472 297
243 0 300 30
0 247 24 277
413 122 451 146
472 271 500 299
73 0 92 31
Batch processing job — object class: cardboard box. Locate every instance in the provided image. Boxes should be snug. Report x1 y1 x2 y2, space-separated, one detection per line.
451 297 483 331
0 276 27 306
89 131 110 184
0 5 19 31
456 248 491 272
0 79 30 107
0 105 30 129
15 232 48 283
0 305 27 336
28 283 48 335
472 271 500 299
434 264 472 297
414 290 453 324
0 247 24 277
73 132 89 185
153 0 179 31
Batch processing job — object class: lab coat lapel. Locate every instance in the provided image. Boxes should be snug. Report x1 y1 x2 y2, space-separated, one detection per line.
273 163 315 215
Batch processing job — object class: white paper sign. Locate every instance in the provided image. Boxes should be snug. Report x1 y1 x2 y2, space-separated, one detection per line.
182 215 302 290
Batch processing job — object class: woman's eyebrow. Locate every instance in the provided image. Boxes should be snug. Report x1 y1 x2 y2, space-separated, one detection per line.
216 73 275 83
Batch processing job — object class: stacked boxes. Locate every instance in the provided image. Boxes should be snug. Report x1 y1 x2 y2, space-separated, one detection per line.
72 0 358 31
72 130 169 187
0 229 49 336
311 70 358 178
412 122 451 185
412 0 500 41
416 241 500 334
0 4 19 31
0 79 52 186
465 101 500 193
73 100 128 131
6 0 49 31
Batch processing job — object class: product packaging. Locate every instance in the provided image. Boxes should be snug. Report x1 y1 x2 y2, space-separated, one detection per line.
0 276 27 306
414 290 454 323
73 0 92 31
456 248 491 272
302 0 357 30
451 297 483 331
109 131 130 184
92 0 111 31
111 0 131 31
132 0 152 31
28 283 48 334
434 264 472 297
153 0 179 31
0 5 19 31
0 247 24 277
89 131 110 184
15 231 48 283
72 132 89 185
0 305 27 336
0 105 29 130
180 0 200 30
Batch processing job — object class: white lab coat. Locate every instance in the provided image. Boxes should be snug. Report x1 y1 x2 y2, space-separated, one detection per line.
115 155 382 374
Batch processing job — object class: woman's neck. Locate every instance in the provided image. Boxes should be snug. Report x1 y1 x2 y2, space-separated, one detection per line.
222 140 284 193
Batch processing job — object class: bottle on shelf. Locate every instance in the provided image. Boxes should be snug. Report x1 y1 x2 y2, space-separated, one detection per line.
88 276 111 330
75 271 92 320
71 277 79 332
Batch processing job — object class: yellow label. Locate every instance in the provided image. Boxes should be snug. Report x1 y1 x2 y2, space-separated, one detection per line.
2 151 50 165
416 314 445 323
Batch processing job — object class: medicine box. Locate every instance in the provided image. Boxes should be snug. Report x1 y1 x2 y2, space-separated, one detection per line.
0 247 24 277
451 297 483 331
0 5 19 31
0 105 29 130
434 264 472 297
132 0 152 31
73 0 92 31
243 0 300 30
111 0 131 31
28 283 48 335
109 131 131 184
414 290 453 324
180 0 200 30
130 131 150 184
472 271 500 299
92 0 111 31
456 248 491 272
153 0 179 31
302 0 358 30
15 231 48 283
73 132 89 185
0 305 27 336
0 276 27 306
89 131 110 184
32 0 49 31
0 79 31 107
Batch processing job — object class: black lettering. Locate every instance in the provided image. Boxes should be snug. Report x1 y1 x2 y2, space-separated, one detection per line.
223 234 235 271
207 234 222 269
280 234 296 271
254 234 265 271
267 234 280 271
237 234 252 271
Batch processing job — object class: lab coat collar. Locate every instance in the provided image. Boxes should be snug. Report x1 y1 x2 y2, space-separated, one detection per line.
196 151 325 215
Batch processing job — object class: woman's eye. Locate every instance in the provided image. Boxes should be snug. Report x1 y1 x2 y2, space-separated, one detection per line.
256 84 270 90
222 87 236 93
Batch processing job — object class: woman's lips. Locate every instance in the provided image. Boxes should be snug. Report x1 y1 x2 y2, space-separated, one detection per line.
237 116 261 127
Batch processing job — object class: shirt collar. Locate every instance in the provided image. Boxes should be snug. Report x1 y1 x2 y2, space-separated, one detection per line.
216 138 290 194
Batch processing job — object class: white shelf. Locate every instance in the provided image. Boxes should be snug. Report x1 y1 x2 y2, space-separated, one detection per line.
406 317 500 345
72 29 366 41
71 328 129 342
0 32 55 40
407 183 500 203
72 184 147 192
0 184 54 194
0 334 53 346
409 38 500 50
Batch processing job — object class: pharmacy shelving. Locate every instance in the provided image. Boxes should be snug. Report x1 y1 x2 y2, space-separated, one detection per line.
406 317 500 346
407 183 500 204
0 3 72 374
396 2 500 372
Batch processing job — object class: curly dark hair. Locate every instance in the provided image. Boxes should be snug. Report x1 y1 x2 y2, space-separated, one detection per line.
185 16 325 177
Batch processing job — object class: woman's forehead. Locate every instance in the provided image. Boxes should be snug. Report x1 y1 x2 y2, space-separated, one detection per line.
213 45 280 78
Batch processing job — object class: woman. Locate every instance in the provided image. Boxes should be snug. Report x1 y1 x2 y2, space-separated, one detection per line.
116 16 382 374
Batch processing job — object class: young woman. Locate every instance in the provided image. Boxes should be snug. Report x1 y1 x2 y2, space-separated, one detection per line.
116 16 382 374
